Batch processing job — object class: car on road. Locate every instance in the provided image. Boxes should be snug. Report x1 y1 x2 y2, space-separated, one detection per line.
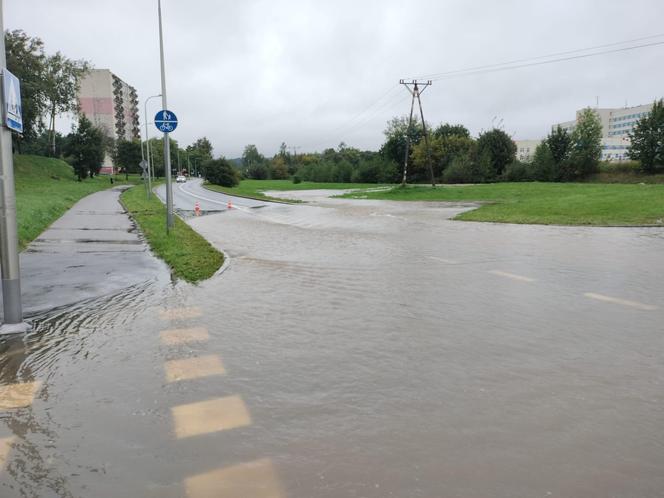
176 175 187 183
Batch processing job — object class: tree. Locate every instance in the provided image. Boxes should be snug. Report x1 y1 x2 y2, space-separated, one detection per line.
5 30 48 146
628 99 664 173
476 128 516 178
269 156 289 179
65 115 105 180
43 52 90 156
547 125 571 165
530 141 556 181
113 140 143 176
568 107 602 179
432 123 470 139
203 158 240 187
147 136 179 177
380 116 424 181
242 144 268 179
412 134 475 179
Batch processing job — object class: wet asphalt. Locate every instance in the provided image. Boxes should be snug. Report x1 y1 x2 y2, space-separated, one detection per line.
0 184 663 497
0 187 168 321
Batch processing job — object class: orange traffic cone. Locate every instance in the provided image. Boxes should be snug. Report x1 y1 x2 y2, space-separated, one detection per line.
194 201 201 216
227 200 232 209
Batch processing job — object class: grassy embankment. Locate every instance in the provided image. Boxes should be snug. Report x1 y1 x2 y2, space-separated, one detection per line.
342 183 664 226
15 154 140 249
120 185 223 283
204 179 389 203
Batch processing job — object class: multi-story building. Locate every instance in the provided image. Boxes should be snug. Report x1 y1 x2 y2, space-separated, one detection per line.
514 139 541 162
78 69 140 173
553 103 654 162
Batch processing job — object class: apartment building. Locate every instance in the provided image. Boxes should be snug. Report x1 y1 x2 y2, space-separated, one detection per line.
78 69 140 173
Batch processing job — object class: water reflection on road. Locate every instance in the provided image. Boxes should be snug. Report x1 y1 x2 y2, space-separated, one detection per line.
1 192 663 497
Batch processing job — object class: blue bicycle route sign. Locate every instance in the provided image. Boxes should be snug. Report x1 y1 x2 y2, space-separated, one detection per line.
154 109 178 133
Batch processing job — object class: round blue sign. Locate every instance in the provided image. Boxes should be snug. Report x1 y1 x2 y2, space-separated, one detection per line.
154 109 178 132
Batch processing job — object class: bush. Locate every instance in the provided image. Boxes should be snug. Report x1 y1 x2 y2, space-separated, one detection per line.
530 142 557 181
203 158 240 187
292 175 301 184
442 152 492 184
503 161 532 182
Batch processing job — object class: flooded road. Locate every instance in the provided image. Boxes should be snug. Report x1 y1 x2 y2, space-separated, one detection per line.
1 191 663 497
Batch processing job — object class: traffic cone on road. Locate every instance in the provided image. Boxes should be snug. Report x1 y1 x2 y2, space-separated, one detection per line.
194 201 201 216
227 200 232 209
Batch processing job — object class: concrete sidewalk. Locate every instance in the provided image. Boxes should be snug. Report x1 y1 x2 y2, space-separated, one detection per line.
1 187 168 319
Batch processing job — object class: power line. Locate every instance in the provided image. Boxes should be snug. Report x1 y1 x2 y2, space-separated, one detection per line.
411 33 664 81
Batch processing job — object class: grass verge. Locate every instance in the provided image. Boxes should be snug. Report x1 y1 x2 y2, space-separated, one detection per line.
15 154 141 250
204 179 390 203
341 182 664 226
120 185 224 283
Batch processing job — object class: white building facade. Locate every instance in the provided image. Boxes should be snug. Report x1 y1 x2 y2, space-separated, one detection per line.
553 103 654 162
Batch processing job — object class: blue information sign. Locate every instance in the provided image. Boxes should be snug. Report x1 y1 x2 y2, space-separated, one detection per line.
154 109 178 133
3 69 23 133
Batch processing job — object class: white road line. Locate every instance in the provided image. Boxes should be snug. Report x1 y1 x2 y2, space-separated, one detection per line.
428 256 458 264
584 292 658 311
177 182 252 213
488 270 535 283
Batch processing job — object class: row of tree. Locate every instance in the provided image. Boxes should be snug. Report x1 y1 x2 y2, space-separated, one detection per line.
5 30 89 154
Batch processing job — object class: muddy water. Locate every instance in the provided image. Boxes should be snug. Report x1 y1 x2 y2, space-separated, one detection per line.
1 194 664 497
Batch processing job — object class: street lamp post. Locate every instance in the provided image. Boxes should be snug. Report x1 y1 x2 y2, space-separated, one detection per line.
157 0 174 230
143 94 161 197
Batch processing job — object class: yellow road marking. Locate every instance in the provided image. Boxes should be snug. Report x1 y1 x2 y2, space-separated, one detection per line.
160 326 209 345
185 458 283 498
0 437 14 469
165 355 226 383
0 381 42 411
172 395 251 439
584 292 658 311
159 307 203 320
488 270 535 282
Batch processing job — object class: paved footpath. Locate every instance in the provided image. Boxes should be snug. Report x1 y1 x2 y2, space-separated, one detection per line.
1 187 168 320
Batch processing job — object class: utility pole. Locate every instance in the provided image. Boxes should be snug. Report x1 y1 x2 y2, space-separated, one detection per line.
144 94 161 197
0 4 28 333
157 0 174 230
399 79 435 187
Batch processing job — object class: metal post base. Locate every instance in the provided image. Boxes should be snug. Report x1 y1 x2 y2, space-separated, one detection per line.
0 320 31 335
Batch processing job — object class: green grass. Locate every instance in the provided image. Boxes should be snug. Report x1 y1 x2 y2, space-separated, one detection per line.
15 154 141 249
120 185 224 283
342 182 664 226
204 179 390 203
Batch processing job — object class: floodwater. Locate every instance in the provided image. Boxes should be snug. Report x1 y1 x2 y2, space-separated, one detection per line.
1 191 663 497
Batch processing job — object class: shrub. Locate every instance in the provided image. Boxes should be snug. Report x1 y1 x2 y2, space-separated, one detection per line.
442 152 492 184
292 175 301 184
530 141 557 181
203 158 240 187
503 161 532 182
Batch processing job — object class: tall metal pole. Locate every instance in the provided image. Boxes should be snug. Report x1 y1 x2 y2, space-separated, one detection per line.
140 119 148 197
158 0 174 230
0 4 28 333
144 93 161 196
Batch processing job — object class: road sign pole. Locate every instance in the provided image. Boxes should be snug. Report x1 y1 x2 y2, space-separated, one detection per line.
0 5 28 333
157 0 173 230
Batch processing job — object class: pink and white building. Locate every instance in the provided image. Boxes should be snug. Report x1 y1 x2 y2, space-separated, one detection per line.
78 69 140 174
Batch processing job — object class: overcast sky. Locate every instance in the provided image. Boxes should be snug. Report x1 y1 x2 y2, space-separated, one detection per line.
6 0 664 158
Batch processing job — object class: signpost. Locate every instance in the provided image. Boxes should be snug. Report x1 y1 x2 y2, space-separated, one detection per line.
154 110 178 133
2 69 22 133
0 4 28 333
